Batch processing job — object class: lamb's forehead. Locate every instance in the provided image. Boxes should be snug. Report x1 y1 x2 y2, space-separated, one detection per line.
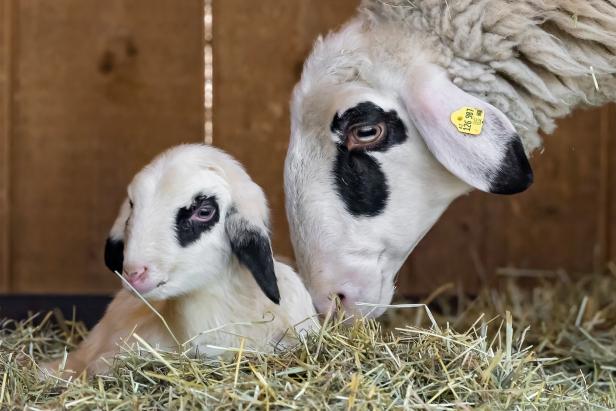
128 144 250 203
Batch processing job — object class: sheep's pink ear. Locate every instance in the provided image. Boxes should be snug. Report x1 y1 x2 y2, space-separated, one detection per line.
403 66 533 194
104 198 130 273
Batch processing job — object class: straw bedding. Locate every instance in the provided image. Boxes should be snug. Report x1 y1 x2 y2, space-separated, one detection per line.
1 269 615 410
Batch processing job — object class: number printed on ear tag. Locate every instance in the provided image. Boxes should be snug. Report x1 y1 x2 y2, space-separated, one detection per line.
450 107 485 135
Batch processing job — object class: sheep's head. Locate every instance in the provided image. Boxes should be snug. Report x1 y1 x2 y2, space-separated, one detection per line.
285 20 533 318
104 144 280 304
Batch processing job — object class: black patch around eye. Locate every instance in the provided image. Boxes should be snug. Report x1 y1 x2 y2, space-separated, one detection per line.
333 146 389 217
330 101 408 151
175 195 220 247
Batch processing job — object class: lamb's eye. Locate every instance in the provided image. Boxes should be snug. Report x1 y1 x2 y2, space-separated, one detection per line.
129 200 134 208
347 122 386 149
193 205 216 222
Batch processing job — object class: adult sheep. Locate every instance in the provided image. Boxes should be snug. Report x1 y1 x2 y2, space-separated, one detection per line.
285 0 616 318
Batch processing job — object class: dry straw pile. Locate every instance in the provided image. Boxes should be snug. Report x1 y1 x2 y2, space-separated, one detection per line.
1 269 615 409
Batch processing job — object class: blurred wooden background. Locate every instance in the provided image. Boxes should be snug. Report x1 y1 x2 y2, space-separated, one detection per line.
0 0 614 296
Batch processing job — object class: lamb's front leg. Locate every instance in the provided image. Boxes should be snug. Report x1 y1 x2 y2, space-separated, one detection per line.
40 290 169 378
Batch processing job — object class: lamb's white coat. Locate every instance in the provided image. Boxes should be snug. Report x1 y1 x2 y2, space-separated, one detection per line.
44 144 317 377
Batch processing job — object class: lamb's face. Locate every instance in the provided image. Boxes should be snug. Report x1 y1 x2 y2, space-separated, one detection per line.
285 21 532 318
118 163 233 299
104 145 281 304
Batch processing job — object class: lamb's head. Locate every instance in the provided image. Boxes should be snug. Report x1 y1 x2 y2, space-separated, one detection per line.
104 144 280 304
285 19 533 318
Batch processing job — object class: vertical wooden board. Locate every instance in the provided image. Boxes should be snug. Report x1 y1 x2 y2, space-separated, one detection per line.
607 104 616 263
484 107 608 276
0 0 10 292
11 0 204 293
213 0 359 260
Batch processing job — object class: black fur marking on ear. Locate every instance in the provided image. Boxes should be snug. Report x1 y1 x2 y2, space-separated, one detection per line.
333 145 389 217
330 101 408 152
104 238 124 273
489 137 534 195
226 211 280 304
175 195 220 247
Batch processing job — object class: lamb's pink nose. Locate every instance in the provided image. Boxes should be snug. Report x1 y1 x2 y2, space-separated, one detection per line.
123 265 148 284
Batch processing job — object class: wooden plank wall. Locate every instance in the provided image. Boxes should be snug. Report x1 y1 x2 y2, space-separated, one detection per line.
0 0 11 292
1 0 204 294
1 0 614 297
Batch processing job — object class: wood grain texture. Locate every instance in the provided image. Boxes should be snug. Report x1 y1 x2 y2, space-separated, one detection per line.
608 104 616 263
0 0 12 292
484 108 609 275
213 0 359 259
10 0 204 293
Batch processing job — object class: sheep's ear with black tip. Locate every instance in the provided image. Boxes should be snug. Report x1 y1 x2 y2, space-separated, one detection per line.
103 198 131 273
403 65 533 194
225 209 280 304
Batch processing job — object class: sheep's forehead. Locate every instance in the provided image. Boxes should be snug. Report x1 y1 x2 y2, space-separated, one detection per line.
294 19 437 139
299 17 435 93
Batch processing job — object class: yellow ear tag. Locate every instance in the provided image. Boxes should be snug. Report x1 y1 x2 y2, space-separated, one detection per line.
450 107 485 135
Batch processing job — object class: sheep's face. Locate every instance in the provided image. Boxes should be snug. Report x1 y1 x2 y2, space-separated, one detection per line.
285 22 532 318
286 84 469 318
104 145 281 304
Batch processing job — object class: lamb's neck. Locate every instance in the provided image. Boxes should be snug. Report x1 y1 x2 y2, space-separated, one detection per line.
165 262 266 343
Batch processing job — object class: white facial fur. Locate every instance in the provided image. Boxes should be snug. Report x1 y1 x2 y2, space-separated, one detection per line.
286 83 468 318
106 144 271 301
285 19 531 318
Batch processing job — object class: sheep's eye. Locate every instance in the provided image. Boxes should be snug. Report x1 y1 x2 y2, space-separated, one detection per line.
193 205 216 222
129 200 134 208
347 122 386 149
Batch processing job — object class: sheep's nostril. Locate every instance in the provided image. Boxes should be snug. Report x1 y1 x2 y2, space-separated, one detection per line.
336 293 346 302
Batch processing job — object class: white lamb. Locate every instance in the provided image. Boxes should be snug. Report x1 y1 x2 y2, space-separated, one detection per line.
43 144 317 377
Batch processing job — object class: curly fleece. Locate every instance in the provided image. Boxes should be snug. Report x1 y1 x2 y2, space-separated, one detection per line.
360 0 616 151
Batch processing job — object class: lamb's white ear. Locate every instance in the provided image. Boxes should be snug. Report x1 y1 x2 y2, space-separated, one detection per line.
403 65 533 194
104 198 130 273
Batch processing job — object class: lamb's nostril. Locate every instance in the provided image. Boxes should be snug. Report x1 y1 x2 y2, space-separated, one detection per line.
336 293 346 302
124 266 148 281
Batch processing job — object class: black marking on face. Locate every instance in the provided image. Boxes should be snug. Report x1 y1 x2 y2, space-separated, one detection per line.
175 194 220 247
330 102 406 217
104 238 124 273
488 136 533 195
334 147 389 217
331 101 408 151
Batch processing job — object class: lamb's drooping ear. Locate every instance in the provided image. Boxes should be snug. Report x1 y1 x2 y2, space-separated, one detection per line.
225 209 280 304
104 198 130 273
403 65 533 194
